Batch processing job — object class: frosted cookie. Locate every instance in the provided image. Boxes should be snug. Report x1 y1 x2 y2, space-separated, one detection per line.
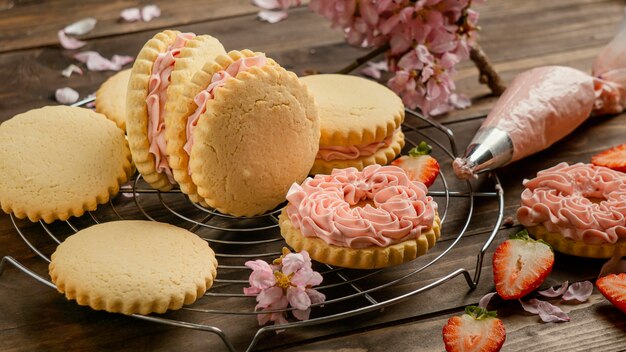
126 30 225 191
49 220 218 315
0 106 133 223
279 165 440 269
517 162 626 258
169 50 319 216
300 74 405 175
96 69 131 131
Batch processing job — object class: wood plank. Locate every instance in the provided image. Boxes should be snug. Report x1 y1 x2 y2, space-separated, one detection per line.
276 292 626 352
0 0 265 53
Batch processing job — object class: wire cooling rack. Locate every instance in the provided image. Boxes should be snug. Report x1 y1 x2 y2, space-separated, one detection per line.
0 103 504 352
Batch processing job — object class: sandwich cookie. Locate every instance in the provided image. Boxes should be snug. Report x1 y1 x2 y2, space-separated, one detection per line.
169 49 320 216
126 30 225 191
300 74 405 175
0 106 133 223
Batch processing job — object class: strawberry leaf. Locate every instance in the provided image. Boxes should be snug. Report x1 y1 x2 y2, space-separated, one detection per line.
465 305 498 319
408 141 432 157
509 229 553 249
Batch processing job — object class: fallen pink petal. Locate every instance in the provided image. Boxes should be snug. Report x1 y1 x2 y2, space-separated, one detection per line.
74 51 134 71
55 87 79 104
538 281 569 298
562 281 593 302
478 292 497 309
599 253 626 278
120 8 142 22
520 298 570 323
361 60 389 79
141 5 161 22
63 17 97 36
258 10 288 23
61 64 83 78
58 30 86 50
253 0 280 10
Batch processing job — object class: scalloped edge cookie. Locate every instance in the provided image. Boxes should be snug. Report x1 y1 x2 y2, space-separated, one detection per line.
279 209 441 269
188 50 320 216
49 220 218 315
96 69 131 131
0 106 133 223
300 74 404 147
167 49 277 205
527 225 626 258
126 30 225 191
311 130 405 175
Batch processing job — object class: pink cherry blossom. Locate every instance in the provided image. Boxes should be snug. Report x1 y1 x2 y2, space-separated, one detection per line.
244 249 325 329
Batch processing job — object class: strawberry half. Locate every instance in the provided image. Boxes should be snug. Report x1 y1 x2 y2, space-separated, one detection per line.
591 143 626 173
391 141 440 187
492 230 554 300
597 273 626 313
443 306 506 352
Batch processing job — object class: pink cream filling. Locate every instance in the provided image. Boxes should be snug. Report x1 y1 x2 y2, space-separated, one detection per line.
285 165 438 249
516 162 626 245
184 54 267 175
316 129 400 161
146 32 195 184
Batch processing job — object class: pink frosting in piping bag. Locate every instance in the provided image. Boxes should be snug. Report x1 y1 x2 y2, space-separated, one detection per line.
285 165 437 249
183 54 267 174
146 32 195 184
316 129 400 161
517 163 626 245
453 23 626 179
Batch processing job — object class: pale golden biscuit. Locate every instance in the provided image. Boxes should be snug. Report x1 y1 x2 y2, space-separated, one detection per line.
310 130 405 175
188 51 320 216
301 74 405 173
528 225 626 258
126 30 225 191
0 106 132 223
96 69 131 131
167 50 278 205
279 209 440 269
49 220 218 315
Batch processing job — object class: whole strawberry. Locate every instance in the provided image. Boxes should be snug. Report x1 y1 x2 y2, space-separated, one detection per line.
492 230 554 300
597 273 626 313
443 306 506 352
391 141 440 187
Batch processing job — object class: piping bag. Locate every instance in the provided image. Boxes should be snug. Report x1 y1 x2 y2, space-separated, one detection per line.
453 16 626 180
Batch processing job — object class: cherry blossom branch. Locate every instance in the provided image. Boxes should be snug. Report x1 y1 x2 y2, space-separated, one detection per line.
470 44 506 95
336 42 505 97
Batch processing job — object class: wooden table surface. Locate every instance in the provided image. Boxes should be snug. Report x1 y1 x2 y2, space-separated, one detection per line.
1 0 626 351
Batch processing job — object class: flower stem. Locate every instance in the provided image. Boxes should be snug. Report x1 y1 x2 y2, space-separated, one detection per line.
469 44 506 95
335 45 389 74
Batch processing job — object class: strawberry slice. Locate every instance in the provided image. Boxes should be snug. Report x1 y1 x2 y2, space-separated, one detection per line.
597 273 626 313
492 230 554 300
591 143 626 173
391 141 440 187
442 306 506 352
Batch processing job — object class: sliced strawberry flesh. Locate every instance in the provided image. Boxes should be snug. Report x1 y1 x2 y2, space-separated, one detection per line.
591 144 626 173
597 273 626 313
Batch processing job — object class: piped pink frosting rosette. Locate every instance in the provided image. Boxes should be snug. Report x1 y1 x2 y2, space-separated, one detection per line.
285 165 438 249
517 162 626 244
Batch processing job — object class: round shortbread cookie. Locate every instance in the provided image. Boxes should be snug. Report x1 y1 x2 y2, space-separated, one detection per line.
167 49 278 205
95 69 131 131
126 30 225 191
49 220 218 315
311 130 405 175
0 106 133 223
189 51 320 216
300 74 404 147
527 225 626 258
279 209 441 269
